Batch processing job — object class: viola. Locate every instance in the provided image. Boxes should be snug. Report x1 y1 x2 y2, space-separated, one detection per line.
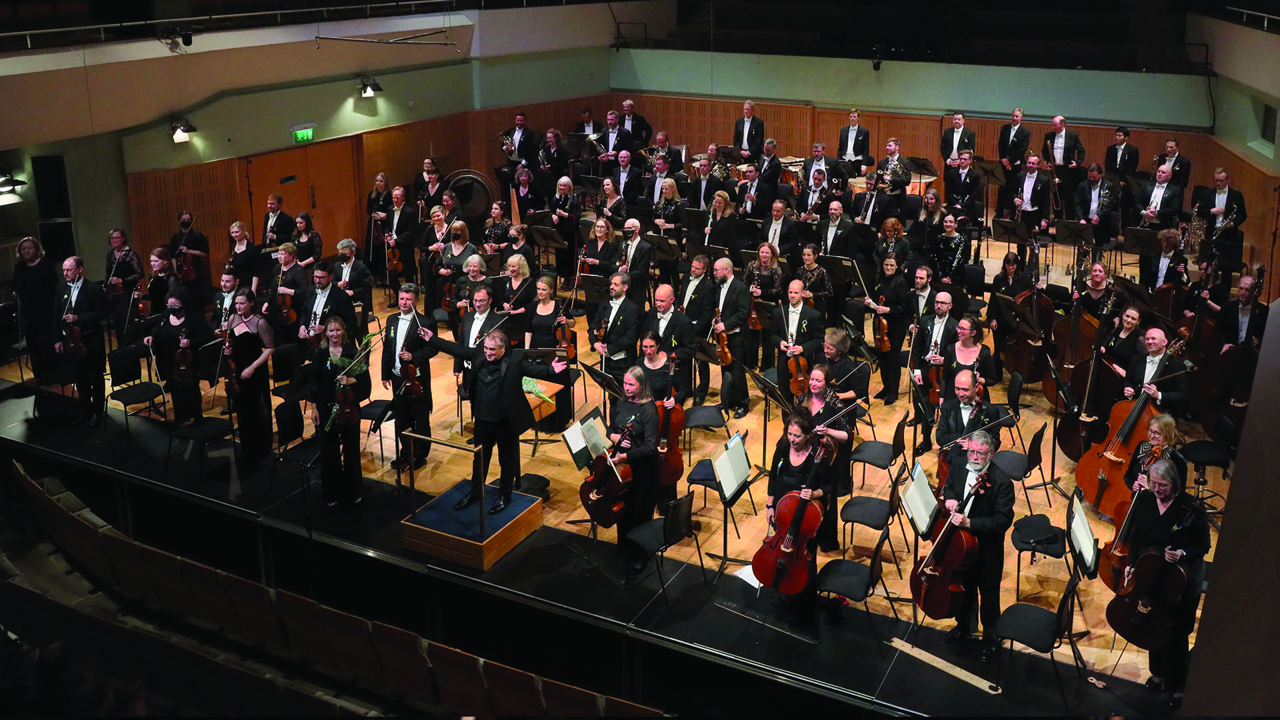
172 328 195 384
578 420 635 528
751 436 834 595
787 332 810 397
331 380 362 428
1106 550 1189 652
656 357 685 487
385 233 403 273
747 274 763 331
554 301 577 361
221 332 240 395
910 471 989 620
59 292 88 360
277 268 297 324
1075 331 1189 521
712 308 732 366
872 295 892 352
177 247 197 282
927 340 943 407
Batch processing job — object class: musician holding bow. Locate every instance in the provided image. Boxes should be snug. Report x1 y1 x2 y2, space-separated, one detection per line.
1124 414 1188 491
941 429 1015 664
766 409 835 615
611 366 662 571
1123 327 1192 418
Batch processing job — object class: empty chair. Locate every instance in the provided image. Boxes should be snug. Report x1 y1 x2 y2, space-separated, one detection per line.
1010 514 1068 601
274 588 337 667
271 401 322 494
424 642 493 715
623 492 707 603
100 531 160 603
360 399 394 464
178 557 242 633
540 677 601 717
848 413 907 489
815 526 901 650
482 659 544 716
368 621 439 704
164 416 235 479
221 572 286 649
839 463 908 577
106 344 167 436
994 422 1048 514
682 405 730 464
992 573 1084 713
136 542 199 617
268 342 304 401
318 604 384 684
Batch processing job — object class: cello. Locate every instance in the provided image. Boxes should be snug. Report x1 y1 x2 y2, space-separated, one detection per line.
910 471 990 620
1074 331 1190 520
751 435 834 595
578 420 634 528
656 358 685 487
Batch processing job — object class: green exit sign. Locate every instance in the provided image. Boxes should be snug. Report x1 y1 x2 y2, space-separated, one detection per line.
293 127 314 144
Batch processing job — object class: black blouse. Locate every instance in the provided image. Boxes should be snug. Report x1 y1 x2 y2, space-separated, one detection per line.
930 233 966 281
941 342 996 398
1126 491 1210 584
609 399 660 471
1123 441 1188 490
767 438 835 499
229 242 261 288
600 196 627 225
13 258 59 325
292 232 322 266
1102 326 1142 369
149 311 213 381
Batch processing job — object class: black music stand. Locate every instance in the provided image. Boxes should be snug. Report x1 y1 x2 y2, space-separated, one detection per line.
578 273 612 304
1122 226 1161 257
528 225 565 271
817 254 858 295
905 156 939 194
733 217 763 252
581 362 624 425
684 208 709 236
690 240 731 266
1055 220 1094 271
747 368 790 478
565 133 591 161
973 158 1006 188
846 221 879 259
704 432 758 585
692 337 725 397
991 217 1030 248
1027 355 1077 504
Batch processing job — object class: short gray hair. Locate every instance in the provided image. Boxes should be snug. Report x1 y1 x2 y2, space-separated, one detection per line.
968 430 995 453
337 238 357 252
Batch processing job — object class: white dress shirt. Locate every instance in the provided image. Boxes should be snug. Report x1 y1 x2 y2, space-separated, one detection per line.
1022 174 1039 211
68 278 83 308
1143 352 1166 385
825 222 840 252
606 298 627 360
962 463 989 515
916 290 930 319
743 180 758 213
950 128 963 160
717 280 737 333
656 308 673 337
682 275 703 310
624 115 634 132
1007 124 1021 144
652 173 666 202
959 401 975 427
1089 183 1102 218
786 303 803 337
741 118 752 150
844 126 862 161
310 286 330 325
809 158 826 189
582 121 594 134
393 313 414 377
768 218 785 245
1156 251 1173 287
1149 183 1168 214
391 207 402 238
340 261 353 284
1238 303 1252 344
930 315 948 348
607 128 619 152
1052 132 1066 165
1215 188 1229 227
617 166 629 193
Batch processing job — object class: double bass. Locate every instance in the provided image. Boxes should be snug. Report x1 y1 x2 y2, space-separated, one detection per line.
910 471 990 620
656 358 685 487
751 436 835 595
578 420 634 528
1097 446 1163 590
1074 331 1190 520
1106 549 1189 652
1042 292 1099 405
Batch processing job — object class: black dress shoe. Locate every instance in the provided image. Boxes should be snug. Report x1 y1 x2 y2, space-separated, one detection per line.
453 494 476 511
906 416 921 428
86 413 103 427
980 642 998 664
945 626 969 643
1145 676 1168 692
883 394 898 406
873 388 888 400
692 395 706 407
733 406 749 419
488 497 510 515
915 440 933 455
818 542 838 553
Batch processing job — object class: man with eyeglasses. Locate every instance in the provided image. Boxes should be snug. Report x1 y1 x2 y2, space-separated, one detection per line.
909 292 958 453
940 427 1015 665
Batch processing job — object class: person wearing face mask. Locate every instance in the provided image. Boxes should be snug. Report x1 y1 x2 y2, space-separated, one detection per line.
170 211 210 300
54 257 109 426
605 219 652 309
940 429 1015 664
309 317 372 508
420 325 569 515
143 289 213 426
334 239 372 331
428 221 478 313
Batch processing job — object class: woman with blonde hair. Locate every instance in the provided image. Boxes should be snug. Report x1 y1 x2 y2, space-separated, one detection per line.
228 220 260 294
704 189 734 248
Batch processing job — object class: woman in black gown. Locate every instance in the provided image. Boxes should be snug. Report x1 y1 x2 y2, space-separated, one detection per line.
930 214 967 284
986 251 1031 377
512 167 546 221
549 177 580 289
639 330 687 405
498 255 536 348
860 253 910 405
143 289 212 425
1100 305 1144 371
908 188 945 262
291 212 323 270
228 221 261 296
310 317 372 507
582 218 620 324
1073 261 1127 329
611 366 661 571
225 289 274 463
796 368 851 552
765 409 835 614
598 178 627 227
481 202 512 253
538 130 570 195
702 190 733 249
526 275 574 432
12 237 58 381
365 172 392 275
744 241 785 371
413 163 445 220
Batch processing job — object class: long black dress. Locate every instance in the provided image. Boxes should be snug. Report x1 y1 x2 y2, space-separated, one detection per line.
311 344 372 505
365 189 393 273
228 314 274 461
13 257 60 381
498 276 537 348
871 273 910 402
149 310 213 424
527 302 572 432
611 399 660 565
550 193 580 273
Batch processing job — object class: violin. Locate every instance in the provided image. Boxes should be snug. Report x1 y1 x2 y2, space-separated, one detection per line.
747 273 763 331
934 384 986 501
554 301 577 361
927 339 943 407
277 267 297 324
1075 331 1189 521
398 316 424 398
872 295 892 353
221 331 240 396
578 245 592 279
385 233 403 273
331 374 362 428
910 471 989 620
712 308 732 366
1106 549 1189 652
787 332 810 397
177 246 197 282
59 291 88 360
172 328 195 384
751 436 835 595
578 419 634 528
656 357 686 487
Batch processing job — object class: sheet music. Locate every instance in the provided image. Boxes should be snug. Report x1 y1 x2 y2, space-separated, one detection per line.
1070 493 1098 571
714 432 752 500
902 462 940 537
561 408 613 471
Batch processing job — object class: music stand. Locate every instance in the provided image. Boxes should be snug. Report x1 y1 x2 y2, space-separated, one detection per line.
899 460 939 631
581 362 624 422
528 225 565 270
905 156 939 195
578 273 612 304
747 367 790 479
692 337 725 397
715 145 738 166
817 254 858 292
706 431 757 584
690 240 731 265
565 133 591 161
1122 226 1161 257
973 159 1006 188
684 208 709 236
991 218 1030 253
1055 220 1094 271
733 217 763 251
645 232 680 263
846 221 879 259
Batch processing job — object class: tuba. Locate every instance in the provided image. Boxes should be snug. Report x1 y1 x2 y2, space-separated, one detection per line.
498 133 520 162
586 131 608 156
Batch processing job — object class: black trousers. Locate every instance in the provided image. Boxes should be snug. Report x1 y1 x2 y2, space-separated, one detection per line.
744 327 774 371
1148 589 1202 690
165 378 203 425
958 547 1005 641
71 351 105 416
720 332 748 410
319 423 362 504
910 371 937 438
1053 165 1078 220
874 326 907 401
391 377 432 461
694 359 710 398
618 468 658 563
470 417 521 500
388 247 416 293
1018 210 1044 263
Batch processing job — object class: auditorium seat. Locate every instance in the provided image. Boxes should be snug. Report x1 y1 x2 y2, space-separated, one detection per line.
101 531 160 603
272 676 341 717
604 696 665 716
482 659 545 715
177 557 242 634
63 509 117 586
317 603 384 684
81 608 150 687
540 677 601 716
274 588 337 667
424 641 493 715
135 542 200 617
221 572 287 649
181 648 251 715
368 620 440 704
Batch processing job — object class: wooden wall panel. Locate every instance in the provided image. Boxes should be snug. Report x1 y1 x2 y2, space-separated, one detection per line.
465 94 615 187
360 115 471 197
126 159 242 277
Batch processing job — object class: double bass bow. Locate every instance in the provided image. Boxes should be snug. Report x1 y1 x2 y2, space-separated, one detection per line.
751 434 836 595
909 470 991 620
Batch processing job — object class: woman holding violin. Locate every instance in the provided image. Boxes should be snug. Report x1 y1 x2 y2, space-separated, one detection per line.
765 409 835 614
1121 457 1210 706
1101 305 1145 371
936 315 996 399
142 289 211 426
860 252 910 405
365 172 393 276
744 241 785 371
309 317 372 507
1124 414 1187 491
582 218 620 323
794 244 832 315
226 289 275 463
550 177 580 289
291 212 322 269
104 228 144 297
499 255 535 348
526 274 575 432
444 254 490 338
798 367 852 553
610 366 661 572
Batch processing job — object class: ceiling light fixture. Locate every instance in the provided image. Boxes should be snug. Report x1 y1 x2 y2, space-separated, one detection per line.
359 76 383 98
170 116 197 143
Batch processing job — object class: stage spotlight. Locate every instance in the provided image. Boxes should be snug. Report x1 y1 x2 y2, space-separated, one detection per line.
170 117 197 143
360 76 383 98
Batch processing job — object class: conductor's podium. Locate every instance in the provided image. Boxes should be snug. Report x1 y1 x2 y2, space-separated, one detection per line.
401 479 543 570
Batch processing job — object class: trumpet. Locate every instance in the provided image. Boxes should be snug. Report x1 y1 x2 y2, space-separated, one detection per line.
1210 206 1239 242
498 133 520 163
